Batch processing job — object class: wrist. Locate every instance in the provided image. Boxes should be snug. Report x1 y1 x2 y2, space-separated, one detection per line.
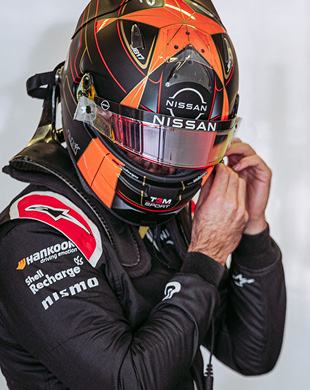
244 218 267 235
182 252 225 287
233 224 281 269
188 244 227 266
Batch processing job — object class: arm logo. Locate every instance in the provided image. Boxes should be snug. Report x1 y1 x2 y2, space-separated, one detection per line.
232 274 255 288
24 205 91 235
10 191 102 268
162 281 181 301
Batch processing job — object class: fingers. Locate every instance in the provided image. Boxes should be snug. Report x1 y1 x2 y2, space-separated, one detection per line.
226 140 256 157
196 172 214 207
212 163 231 194
237 175 249 224
219 165 247 224
215 163 240 190
230 137 242 144
225 140 255 169
196 164 235 210
198 163 246 213
232 154 272 181
225 142 272 235
189 163 249 265
225 140 272 182
189 139 271 264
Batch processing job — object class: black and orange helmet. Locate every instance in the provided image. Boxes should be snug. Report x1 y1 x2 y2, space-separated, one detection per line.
60 0 240 226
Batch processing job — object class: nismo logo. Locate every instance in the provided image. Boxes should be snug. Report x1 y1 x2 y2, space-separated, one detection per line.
41 277 99 310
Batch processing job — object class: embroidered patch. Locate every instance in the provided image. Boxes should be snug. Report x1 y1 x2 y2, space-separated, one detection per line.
10 191 102 268
232 273 255 288
163 281 181 301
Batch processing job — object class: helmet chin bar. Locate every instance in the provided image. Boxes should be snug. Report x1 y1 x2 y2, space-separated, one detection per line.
78 128 213 226
126 151 177 175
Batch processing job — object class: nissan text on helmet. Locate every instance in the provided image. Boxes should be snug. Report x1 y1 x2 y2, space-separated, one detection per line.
60 0 240 226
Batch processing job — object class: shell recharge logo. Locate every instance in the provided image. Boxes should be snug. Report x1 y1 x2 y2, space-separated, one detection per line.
165 88 208 120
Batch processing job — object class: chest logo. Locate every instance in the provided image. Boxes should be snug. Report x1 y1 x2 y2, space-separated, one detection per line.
163 281 181 301
232 274 255 288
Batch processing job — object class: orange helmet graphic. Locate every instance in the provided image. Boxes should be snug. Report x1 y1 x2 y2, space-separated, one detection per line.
60 0 240 225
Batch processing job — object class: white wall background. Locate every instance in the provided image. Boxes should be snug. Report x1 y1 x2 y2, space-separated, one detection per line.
0 0 309 388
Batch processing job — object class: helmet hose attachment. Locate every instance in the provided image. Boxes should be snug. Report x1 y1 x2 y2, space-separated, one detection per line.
26 63 65 144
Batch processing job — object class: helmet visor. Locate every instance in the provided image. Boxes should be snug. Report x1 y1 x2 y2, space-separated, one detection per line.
74 95 240 169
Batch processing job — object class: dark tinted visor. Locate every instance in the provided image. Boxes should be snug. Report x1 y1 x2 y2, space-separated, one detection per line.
74 95 240 169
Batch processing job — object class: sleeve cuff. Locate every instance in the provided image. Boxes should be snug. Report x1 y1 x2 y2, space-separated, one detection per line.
180 252 225 287
233 225 281 269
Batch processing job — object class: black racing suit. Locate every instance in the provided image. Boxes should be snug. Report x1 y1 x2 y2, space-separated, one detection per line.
0 140 286 390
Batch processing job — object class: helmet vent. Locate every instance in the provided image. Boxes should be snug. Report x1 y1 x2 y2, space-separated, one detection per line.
165 45 212 92
131 23 145 50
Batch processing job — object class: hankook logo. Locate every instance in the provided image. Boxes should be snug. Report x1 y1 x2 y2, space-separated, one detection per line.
165 88 208 119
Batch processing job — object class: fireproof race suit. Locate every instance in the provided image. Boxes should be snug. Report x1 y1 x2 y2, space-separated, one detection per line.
0 139 286 390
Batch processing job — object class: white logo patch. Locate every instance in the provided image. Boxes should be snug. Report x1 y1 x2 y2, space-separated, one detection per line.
232 274 255 288
25 205 92 235
165 88 208 119
163 282 181 301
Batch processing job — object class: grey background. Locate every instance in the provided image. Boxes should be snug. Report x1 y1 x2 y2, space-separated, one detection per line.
0 0 309 388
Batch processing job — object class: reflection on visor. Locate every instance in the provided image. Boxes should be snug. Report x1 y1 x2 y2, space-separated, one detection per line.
74 96 241 169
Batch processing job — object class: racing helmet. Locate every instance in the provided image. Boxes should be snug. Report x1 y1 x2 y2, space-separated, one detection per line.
60 0 240 226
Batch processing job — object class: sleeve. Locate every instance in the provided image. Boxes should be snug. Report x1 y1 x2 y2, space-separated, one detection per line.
0 221 220 390
207 225 286 375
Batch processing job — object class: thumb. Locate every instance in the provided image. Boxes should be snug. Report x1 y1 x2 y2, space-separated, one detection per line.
196 172 214 209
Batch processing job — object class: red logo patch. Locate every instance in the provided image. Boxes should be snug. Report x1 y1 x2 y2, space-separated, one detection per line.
10 192 102 267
